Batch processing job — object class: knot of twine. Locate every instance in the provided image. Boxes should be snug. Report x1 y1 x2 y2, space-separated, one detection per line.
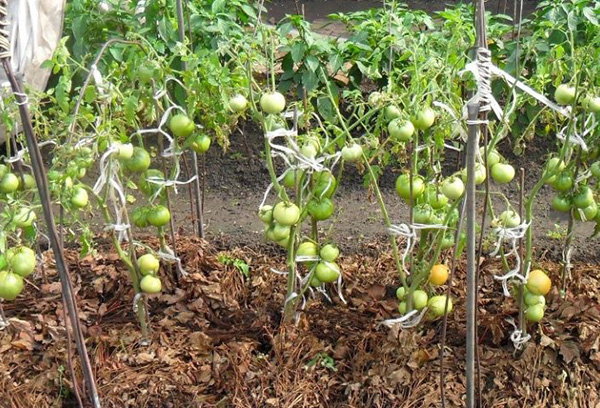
381 307 429 329
491 221 531 297
507 317 531 349
388 223 447 276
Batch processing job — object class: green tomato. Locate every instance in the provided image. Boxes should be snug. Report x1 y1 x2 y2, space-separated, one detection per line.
554 84 576 105
398 301 407 314
309 274 322 287
525 304 544 323
0 254 6 270
591 162 600 179
8 247 36 278
147 205 171 227
413 204 433 224
583 95 600 112
341 144 363 162
319 244 340 262
265 225 277 242
137 64 156 83
412 290 428 310
384 105 402 120
573 186 594 209
461 163 487 185
20 174 36 190
412 107 436 130
71 186 89 209
140 275 162 294
297 241 318 259
312 172 337 198
0 271 24 301
441 177 465 200
491 163 515 184
395 174 425 201
545 157 566 176
498 210 521 228
396 287 406 300
188 134 211 154
132 206 150 228
47 170 61 181
273 202 300 226
301 143 318 159
426 187 449 210
0 172 20 193
524 292 544 307
14 207 36 228
124 147 151 173
307 197 334 221
574 201 598 222
440 233 455 250
427 295 453 318
368 92 382 107
272 223 291 241
0 164 7 178
116 143 134 160
260 92 286 114
169 114 195 138
258 205 274 224
138 254 160 276
276 236 291 248
229 94 248 112
551 195 571 213
388 119 415 142
479 146 501 167
315 262 341 283
282 170 296 188
551 173 573 192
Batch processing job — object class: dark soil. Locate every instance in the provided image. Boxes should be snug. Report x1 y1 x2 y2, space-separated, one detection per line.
188 120 600 265
267 0 540 22
1 237 599 407
266 0 541 37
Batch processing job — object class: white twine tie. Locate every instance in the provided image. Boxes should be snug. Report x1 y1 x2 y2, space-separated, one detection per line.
381 307 429 329
507 317 531 349
491 222 531 297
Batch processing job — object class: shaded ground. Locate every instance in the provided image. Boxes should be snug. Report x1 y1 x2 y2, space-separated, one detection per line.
0 237 599 407
266 0 540 36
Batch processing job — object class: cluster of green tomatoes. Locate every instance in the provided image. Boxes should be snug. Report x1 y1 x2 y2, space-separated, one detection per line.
137 253 162 294
522 269 552 323
296 241 341 286
396 264 453 319
0 246 37 301
548 84 600 226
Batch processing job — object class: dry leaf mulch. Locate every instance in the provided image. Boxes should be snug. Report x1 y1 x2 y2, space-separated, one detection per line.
0 237 599 407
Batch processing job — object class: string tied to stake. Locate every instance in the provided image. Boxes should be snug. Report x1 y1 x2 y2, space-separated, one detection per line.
490 221 531 297
506 317 531 349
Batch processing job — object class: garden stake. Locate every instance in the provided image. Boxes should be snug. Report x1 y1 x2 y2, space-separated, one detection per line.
470 1 488 404
440 197 467 408
154 96 185 279
465 101 480 408
0 7 100 405
518 168 527 339
175 0 204 239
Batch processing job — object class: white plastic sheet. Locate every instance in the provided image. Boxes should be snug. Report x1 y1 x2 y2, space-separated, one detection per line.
1 0 65 90
0 0 65 144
